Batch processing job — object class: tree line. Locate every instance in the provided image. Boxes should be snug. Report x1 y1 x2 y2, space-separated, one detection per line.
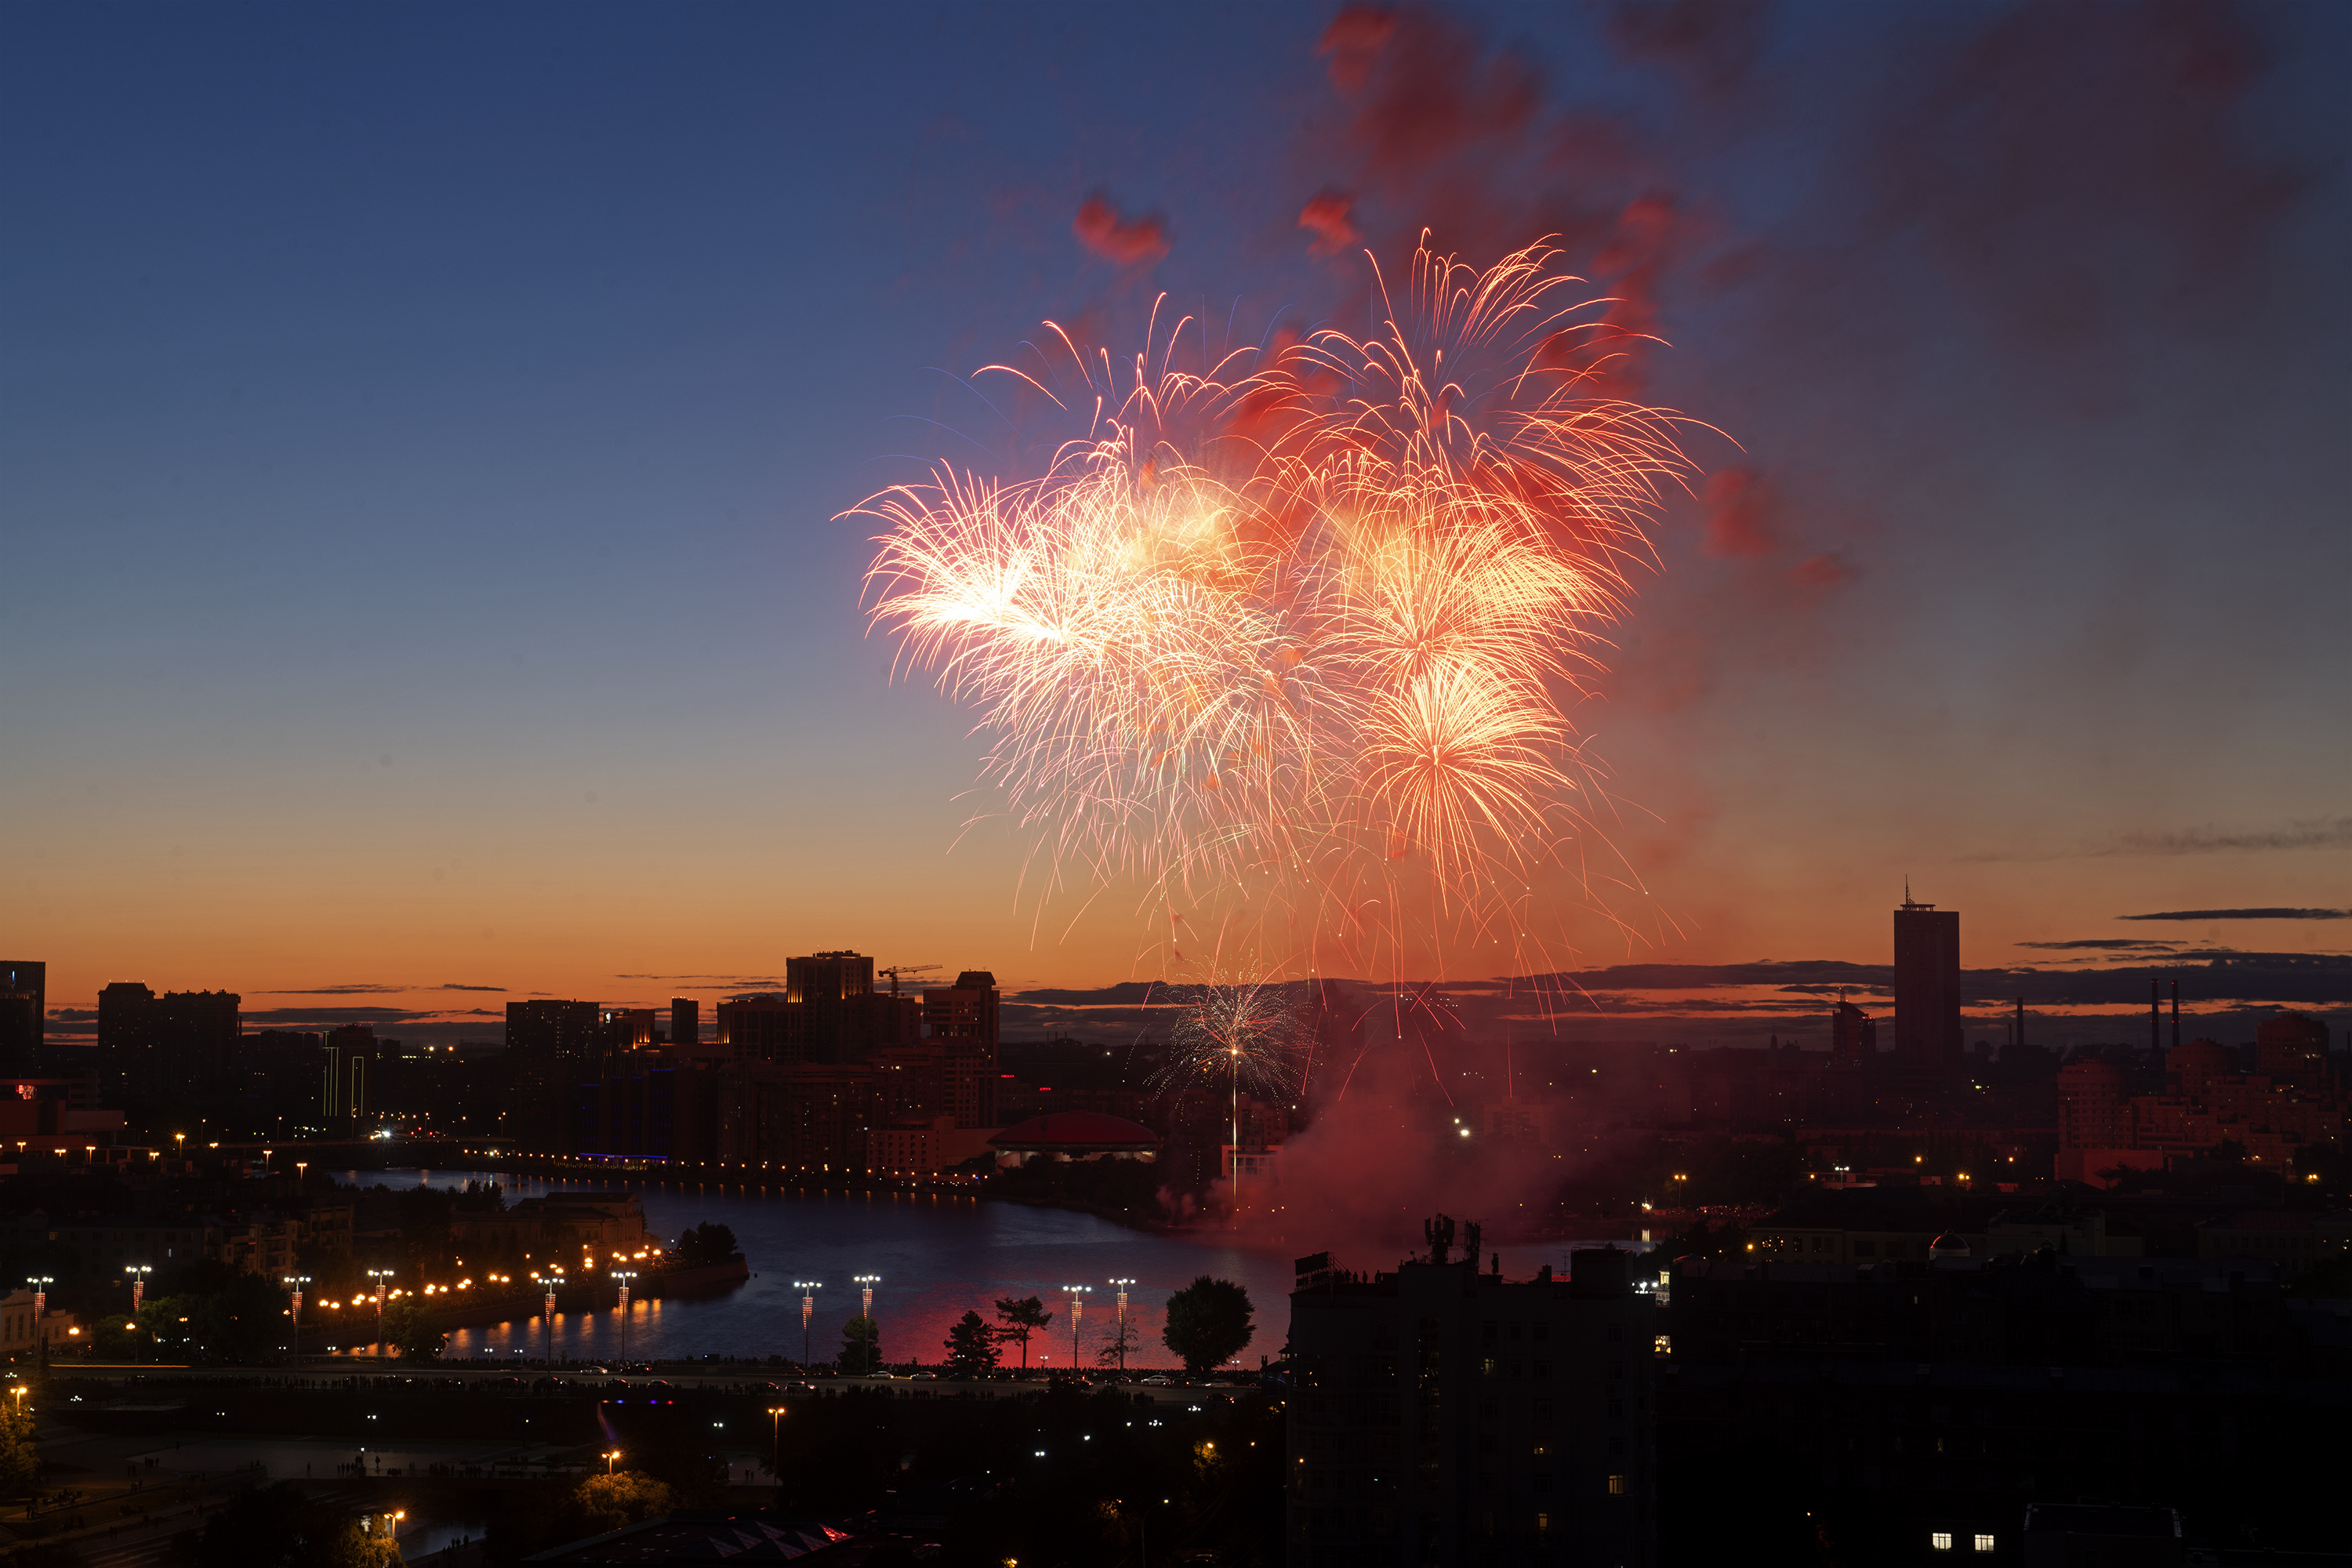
898 1276 1255 1379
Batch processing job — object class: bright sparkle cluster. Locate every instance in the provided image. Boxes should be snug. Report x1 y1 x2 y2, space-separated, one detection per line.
858 239 1693 974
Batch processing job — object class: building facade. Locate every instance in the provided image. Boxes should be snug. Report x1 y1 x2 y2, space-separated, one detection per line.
0 961 43 1076
1287 1239 1655 1567
1893 896 1962 1084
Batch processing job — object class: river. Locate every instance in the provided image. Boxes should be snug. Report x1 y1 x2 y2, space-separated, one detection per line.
336 1170 1301 1373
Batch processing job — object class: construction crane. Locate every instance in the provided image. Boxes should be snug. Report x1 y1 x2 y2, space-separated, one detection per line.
876 964 941 997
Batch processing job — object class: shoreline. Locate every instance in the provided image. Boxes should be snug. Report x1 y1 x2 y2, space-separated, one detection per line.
348 1152 1203 1238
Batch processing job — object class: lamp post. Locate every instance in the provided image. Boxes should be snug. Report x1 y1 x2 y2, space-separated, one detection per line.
295 1161 307 1186
854 1276 879 1374
613 1272 636 1368
604 1449 622 1475
767 1406 786 1479
282 1275 310 1353
1062 1285 1091 1371
367 1269 394 1358
534 1272 558 1364
127 1265 151 1314
1109 1279 1135 1374
795 1283 820 1369
27 1276 51 1369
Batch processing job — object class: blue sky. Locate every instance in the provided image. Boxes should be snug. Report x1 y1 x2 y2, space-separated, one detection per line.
4 1 2348 1036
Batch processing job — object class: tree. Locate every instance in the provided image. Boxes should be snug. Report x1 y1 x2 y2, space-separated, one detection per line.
396 1185 456 1272
840 1314 881 1374
93 1312 148 1361
572 1472 676 1537
0 1399 38 1499
182 1483 397 1567
944 1310 1001 1377
672 1222 739 1269
993 1295 1052 1370
1162 1276 1254 1377
383 1296 445 1362
1096 1313 1142 1370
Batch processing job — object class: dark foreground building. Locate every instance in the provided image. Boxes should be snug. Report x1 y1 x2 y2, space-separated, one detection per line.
1287 1225 1654 1567
1662 1251 2352 1562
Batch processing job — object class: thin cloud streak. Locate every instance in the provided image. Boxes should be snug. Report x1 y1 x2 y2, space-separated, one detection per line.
2119 908 2351 922
1965 817 2352 863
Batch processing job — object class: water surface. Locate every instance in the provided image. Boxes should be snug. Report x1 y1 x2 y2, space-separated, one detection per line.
339 1170 1298 1373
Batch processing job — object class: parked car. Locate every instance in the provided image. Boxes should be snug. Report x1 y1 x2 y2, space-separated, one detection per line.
1138 1375 1174 1386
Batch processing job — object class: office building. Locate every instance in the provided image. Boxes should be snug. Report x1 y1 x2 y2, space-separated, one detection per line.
1893 894 1962 1083
503 1000 602 1150
97 982 240 1106
1287 1232 1654 1566
323 1022 376 1125
575 1051 722 1164
2054 1017 2349 1185
787 950 874 1063
717 996 808 1065
0 960 44 1076
506 999 604 1061
1831 996 1875 1067
669 996 699 1050
922 970 1001 1126
601 1007 657 1051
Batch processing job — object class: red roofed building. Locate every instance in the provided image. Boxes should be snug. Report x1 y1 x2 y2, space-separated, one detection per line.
989 1111 1161 1167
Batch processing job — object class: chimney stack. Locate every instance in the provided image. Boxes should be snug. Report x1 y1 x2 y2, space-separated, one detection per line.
2150 978 2160 1054
2170 979 2180 1051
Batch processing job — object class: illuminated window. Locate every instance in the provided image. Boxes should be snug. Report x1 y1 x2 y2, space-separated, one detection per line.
1534 1512 1550 1535
1606 1475 1628 1496
1654 1334 1671 1354
1931 1532 1953 1551
1974 1536 1995 1553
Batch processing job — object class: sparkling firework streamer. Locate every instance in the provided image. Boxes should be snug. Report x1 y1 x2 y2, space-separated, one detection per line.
1153 981 1308 1102
858 238 1697 979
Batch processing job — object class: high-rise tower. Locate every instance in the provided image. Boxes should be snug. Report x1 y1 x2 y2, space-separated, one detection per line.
1893 891 1962 1082
0 961 43 1076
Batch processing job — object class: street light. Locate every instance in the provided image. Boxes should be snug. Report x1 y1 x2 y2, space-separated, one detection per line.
613 1272 637 1367
604 1449 622 1475
367 1269 395 1358
795 1283 821 1368
283 1276 311 1352
854 1276 880 1374
1062 1285 1091 1370
1109 1279 1136 1374
127 1265 152 1314
767 1405 786 1479
534 1272 559 1364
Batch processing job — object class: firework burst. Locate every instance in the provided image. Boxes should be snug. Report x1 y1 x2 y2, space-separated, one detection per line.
859 238 1697 978
1155 981 1309 1102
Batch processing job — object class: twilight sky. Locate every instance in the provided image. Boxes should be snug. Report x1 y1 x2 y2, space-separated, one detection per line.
5 2 2348 1042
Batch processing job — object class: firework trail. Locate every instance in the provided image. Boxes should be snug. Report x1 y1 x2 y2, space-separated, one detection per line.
859 238 1695 982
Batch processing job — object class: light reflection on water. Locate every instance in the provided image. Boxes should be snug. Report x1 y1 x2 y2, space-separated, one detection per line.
338 1169 1298 1371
